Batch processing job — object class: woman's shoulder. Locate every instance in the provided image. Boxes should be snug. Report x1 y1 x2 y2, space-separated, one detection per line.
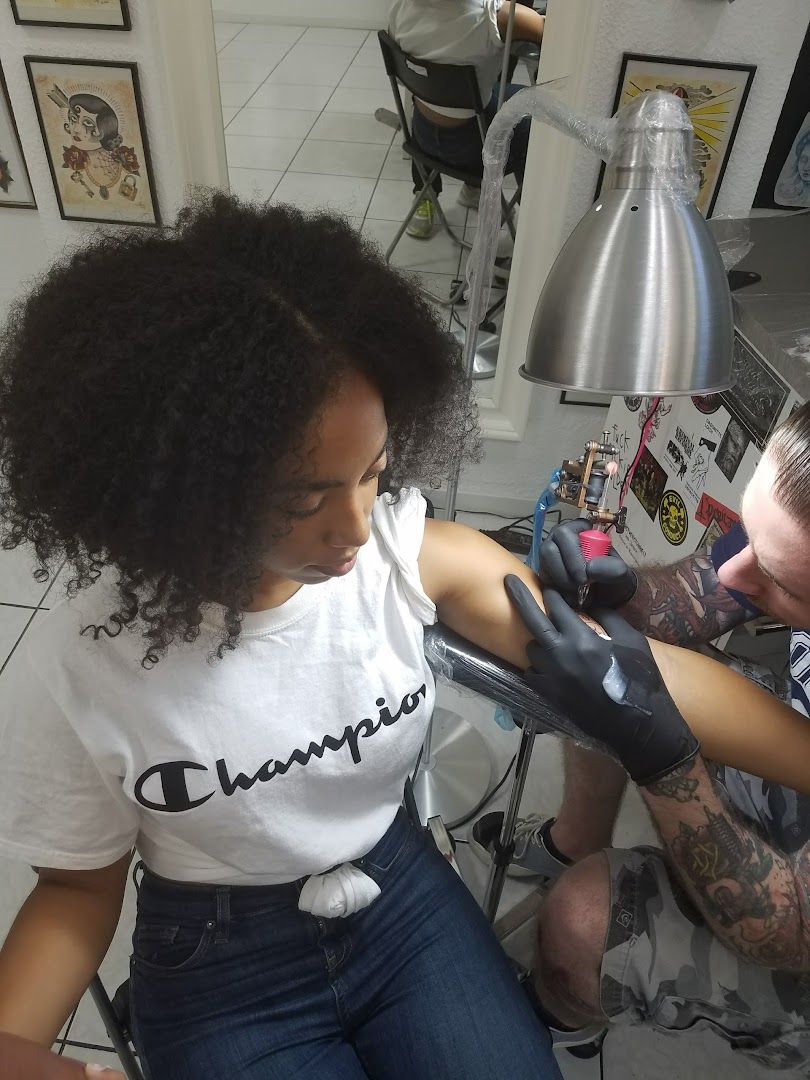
370 487 436 625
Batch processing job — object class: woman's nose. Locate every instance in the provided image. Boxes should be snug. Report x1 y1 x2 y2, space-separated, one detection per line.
324 493 371 550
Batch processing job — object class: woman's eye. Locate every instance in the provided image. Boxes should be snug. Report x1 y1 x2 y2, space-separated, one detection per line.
289 501 324 520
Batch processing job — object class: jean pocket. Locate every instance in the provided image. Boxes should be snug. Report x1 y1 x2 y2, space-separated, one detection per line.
132 918 215 975
361 819 417 876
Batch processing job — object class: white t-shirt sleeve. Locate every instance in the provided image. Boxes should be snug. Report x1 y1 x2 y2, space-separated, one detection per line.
372 488 437 626
484 0 505 48
0 642 139 870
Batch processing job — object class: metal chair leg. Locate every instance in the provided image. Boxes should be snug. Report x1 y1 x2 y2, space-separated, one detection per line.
87 976 144 1080
482 717 542 923
385 177 434 263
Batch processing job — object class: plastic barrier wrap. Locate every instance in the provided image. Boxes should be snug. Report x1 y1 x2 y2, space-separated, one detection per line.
463 83 754 343
424 620 618 761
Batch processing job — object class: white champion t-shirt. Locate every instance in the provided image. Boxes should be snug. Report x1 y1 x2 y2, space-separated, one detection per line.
0 489 437 884
388 0 504 119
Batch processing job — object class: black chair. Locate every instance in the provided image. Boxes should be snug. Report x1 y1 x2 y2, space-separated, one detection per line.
377 29 520 301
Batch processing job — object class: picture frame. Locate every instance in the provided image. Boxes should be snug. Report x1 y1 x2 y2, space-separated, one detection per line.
753 21 810 210
595 53 756 217
25 56 159 226
559 390 612 408
0 60 36 210
11 0 130 30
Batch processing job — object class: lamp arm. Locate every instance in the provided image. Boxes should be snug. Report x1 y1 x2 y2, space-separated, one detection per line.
466 85 616 351
444 83 617 521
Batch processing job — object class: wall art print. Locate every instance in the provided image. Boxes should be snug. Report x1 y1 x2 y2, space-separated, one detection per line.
26 56 158 225
11 0 130 30
596 53 756 217
0 60 36 209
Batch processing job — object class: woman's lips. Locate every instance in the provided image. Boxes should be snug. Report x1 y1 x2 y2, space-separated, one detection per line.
313 554 357 577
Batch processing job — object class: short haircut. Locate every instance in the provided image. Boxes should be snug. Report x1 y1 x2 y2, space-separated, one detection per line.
769 399 810 528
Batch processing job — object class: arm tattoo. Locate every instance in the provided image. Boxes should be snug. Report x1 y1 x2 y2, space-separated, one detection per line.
622 553 749 645
643 758 810 970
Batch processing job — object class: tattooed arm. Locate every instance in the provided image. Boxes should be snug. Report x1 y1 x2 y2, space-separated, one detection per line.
621 553 750 645
643 756 810 970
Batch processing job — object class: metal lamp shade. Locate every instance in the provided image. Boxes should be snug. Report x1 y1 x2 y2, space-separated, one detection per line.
520 94 734 395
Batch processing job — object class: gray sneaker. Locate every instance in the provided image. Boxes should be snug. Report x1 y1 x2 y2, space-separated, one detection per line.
469 812 571 881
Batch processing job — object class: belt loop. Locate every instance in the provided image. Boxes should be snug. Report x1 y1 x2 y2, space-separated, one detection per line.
214 886 231 944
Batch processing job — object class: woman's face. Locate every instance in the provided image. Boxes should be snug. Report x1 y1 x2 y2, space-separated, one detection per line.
797 145 810 185
246 370 389 610
65 105 102 151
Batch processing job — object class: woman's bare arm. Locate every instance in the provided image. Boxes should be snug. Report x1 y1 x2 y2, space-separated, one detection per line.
0 855 131 1046
419 519 810 794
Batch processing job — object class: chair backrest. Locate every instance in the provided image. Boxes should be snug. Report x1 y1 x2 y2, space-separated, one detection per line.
377 29 486 145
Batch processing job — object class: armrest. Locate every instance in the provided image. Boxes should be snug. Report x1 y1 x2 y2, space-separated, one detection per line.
424 621 615 758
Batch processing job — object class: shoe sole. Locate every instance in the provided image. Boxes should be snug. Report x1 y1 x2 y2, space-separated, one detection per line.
467 833 545 880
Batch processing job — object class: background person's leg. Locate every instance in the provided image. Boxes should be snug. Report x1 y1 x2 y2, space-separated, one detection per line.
346 826 561 1079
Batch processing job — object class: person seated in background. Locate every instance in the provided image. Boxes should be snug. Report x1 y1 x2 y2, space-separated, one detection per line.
388 0 545 237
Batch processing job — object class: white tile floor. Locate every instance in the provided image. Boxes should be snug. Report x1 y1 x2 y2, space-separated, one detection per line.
0 18 801 1080
215 20 521 337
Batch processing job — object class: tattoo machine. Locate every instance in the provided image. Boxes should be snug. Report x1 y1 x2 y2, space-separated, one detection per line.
554 431 625 608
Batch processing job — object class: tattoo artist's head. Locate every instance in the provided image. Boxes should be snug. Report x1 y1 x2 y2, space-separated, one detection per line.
0 192 480 668
717 400 810 626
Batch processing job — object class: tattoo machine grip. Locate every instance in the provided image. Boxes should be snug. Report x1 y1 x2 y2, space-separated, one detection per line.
579 529 612 561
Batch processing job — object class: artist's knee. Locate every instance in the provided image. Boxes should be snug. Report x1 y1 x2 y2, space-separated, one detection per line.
536 852 611 1003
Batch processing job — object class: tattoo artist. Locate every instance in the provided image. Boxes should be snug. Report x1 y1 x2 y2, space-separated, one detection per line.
481 401 810 1071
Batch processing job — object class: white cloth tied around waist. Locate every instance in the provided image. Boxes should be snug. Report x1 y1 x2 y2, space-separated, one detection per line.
298 862 381 918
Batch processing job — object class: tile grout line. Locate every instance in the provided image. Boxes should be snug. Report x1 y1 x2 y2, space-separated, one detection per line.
286 30 372 176
225 30 377 174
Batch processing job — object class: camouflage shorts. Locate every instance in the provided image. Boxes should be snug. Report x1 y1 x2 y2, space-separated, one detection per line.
600 765 810 1073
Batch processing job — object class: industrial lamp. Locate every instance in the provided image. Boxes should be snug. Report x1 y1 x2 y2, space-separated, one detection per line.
443 86 735 521
521 91 734 395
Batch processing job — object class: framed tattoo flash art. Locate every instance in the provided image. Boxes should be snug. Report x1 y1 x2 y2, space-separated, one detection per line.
26 57 158 226
721 330 789 451
754 21 810 209
11 0 130 30
0 61 36 210
596 54 756 216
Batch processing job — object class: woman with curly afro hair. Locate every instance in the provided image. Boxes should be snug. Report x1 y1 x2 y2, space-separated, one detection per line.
0 192 562 1079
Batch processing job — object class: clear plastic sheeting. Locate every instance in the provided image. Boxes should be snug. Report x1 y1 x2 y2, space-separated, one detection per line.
464 81 614 336
424 621 618 760
707 215 753 271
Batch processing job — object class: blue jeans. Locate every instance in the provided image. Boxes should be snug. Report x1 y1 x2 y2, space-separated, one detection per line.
411 84 531 196
129 809 560 1079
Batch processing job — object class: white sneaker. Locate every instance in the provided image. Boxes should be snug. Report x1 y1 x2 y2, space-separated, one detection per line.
457 182 481 209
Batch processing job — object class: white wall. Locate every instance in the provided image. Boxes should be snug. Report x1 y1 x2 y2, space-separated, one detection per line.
212 0 390 29
0 0 226 320
457 0 810 513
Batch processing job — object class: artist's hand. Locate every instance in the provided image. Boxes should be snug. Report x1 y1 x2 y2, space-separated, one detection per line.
539 519 637 608
506 577 699 786
0 1031 125 1079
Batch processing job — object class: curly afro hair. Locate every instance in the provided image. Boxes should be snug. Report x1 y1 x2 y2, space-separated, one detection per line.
0 191 480 668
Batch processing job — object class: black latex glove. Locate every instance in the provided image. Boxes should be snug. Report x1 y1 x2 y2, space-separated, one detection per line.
506 576 699 786
539 519 637 608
